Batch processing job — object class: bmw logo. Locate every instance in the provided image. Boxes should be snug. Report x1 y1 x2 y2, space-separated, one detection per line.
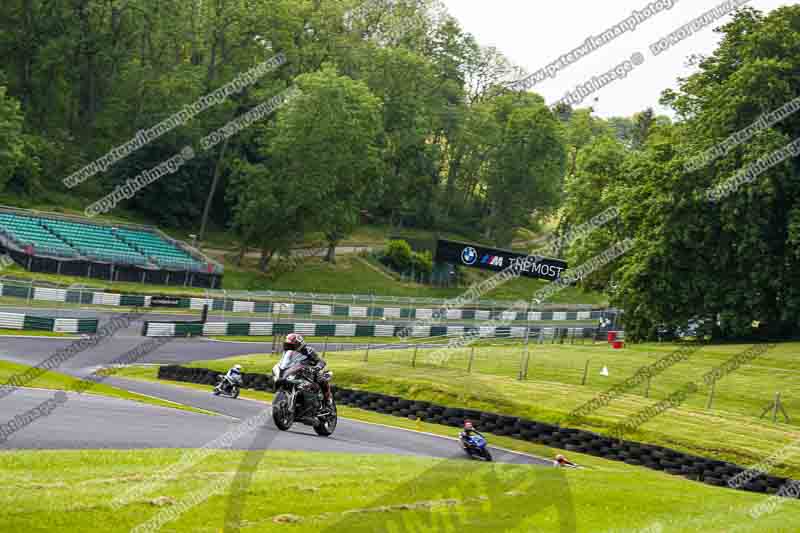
461 247 478 265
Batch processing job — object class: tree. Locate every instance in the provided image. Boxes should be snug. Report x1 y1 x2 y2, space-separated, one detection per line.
268 65 382 263
610 6 800 340
482 93 567 246
0 85 29 193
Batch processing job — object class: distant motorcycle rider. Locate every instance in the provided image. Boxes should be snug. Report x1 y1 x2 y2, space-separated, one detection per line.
221 364 243 393
283 333 332 402
459 420 484 449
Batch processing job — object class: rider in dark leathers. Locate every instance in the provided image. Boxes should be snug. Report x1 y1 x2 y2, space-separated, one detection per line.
283 333 332 402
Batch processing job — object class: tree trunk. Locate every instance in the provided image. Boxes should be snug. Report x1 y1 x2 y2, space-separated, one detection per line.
236 244 247 266
325 241 337 264
199 136 229 244
259 248 274 272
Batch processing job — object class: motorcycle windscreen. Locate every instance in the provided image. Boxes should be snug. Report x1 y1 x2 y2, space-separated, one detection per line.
277 350 309 371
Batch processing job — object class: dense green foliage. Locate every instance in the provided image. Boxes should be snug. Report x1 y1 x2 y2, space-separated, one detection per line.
0 0 567 269
559 7 800 340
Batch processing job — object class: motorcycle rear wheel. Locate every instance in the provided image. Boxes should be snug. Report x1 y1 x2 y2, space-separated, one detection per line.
272 391 294 431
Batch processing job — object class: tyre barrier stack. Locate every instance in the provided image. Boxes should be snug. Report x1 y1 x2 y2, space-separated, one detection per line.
158 365 800 499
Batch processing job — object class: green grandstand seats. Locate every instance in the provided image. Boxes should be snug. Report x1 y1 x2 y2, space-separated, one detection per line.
0 211 208 271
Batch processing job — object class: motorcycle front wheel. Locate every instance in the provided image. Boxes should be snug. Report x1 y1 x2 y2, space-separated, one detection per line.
272 390 294 431
313 399 337 436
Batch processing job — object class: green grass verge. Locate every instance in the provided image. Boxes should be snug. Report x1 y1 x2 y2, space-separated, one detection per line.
169 341 800 479
0 360 212 415
0 328 72 337
1 446 798 532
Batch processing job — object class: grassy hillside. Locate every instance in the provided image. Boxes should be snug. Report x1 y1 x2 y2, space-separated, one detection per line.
3 254 607 304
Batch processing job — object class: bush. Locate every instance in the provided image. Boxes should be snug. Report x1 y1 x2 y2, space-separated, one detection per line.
384 240 413 272
411 250 433 274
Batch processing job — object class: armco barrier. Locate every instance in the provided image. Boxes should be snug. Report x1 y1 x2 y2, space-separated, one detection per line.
159 364 800 499
0 280 617 324
143 320 599 340
0 311 97 333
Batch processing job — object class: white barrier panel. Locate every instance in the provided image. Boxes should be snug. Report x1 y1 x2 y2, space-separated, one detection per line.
374 324 396 337
203 322 228 336
475 310 490 320
0 312 25 329
335 324 356 337
35 288 67 303
249 322 273 336
53 318 79 333
294 323 316 335
349 306 368 318
577 311 591 320
312 305 332 316
146 323 176 337
553 312 567 321
510 327 527 338
415 309 433 320
501 311 516 321
383 307 401 319
446 326 464 337
233 301 255 313
528 312 542 321
478 326 495 338
446 309 462 320
190 298 213 311
411 326 431 337
93 293 121 306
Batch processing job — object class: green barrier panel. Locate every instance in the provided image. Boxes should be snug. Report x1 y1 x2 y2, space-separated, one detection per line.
273 323 294 335
4 284 31 299
400 308 413 319
541 311 554 320
228 322 251 336
23 315 55 331
566 311 578 320
315 324 336 336
461 309 476 320
65 290 82 304
368 307 384 318
354 325 374 337
77 319 99 333
174 323 203 337
211 298 225 311
294 303 312 315
430 326 448 337
254 301 272 313
333 305 349 317
224 299 234 312
120 294 146 307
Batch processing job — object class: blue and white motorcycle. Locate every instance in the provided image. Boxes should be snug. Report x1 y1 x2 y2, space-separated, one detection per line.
463 434 493 462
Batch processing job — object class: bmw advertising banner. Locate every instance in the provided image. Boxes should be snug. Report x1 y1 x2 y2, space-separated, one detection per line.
435 239 568 281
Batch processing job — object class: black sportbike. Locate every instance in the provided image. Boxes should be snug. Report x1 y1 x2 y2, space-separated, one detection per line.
271 350 337 436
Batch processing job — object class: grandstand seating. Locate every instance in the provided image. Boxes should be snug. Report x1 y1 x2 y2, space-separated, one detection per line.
0 212 75 257
115 228 200 268
0 210 207 271
44 218 148 266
